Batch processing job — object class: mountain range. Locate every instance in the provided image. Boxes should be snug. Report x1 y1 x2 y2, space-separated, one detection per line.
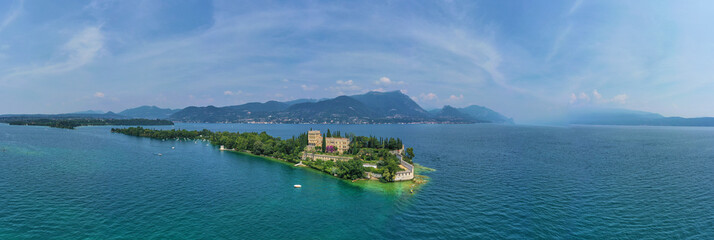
168 91 512 124
568 108 714 126
0 112 128 121
1 91 511 124
118 106 180 119
6 91 714 126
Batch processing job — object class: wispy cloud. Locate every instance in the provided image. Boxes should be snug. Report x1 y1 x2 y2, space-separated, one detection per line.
8 26 104 77
3 1 714 119
546 23 572 62
59 26 105 71
0 0 23 32
567 0 584 16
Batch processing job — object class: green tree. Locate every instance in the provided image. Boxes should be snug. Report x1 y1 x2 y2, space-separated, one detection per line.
337 159 365 180
406 147 415 159
381 171 393 182
322 134 326 152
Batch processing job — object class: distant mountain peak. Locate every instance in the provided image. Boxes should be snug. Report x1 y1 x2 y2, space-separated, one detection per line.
70 110 105 114
349 90 429 119
119 106 179 119
166 92 510 124
458 105 514 124
432 105 478 123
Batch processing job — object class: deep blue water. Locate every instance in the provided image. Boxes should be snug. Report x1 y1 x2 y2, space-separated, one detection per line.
1 123 713 239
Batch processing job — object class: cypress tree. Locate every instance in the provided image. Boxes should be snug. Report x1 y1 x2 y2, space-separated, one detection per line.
322 134 327 152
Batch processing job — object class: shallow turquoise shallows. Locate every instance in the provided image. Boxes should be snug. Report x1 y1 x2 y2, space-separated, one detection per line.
1 123 713 239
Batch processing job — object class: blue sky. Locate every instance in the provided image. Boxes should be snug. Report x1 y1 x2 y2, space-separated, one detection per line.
1 0 713 121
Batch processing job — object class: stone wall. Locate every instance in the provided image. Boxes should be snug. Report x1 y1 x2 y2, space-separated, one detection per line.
365 172 382 179
394 158 414 181
301 152 352 162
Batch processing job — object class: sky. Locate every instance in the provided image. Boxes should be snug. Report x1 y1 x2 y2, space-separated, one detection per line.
1 0 713 122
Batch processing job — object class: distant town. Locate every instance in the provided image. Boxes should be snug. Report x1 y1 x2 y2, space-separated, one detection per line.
1 91 514 125
5 90 714 127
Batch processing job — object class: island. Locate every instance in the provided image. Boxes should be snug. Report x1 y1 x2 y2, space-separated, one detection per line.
2 118 174 129
111 127 431 186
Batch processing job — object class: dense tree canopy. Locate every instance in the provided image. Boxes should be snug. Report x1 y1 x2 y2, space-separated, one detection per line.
6 118 173 129
111 127 415 182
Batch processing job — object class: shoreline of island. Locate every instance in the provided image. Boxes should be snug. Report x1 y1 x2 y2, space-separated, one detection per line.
111 127 434 193
221 148 433 194
0 118 173 129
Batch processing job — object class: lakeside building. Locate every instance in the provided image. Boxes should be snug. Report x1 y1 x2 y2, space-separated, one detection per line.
303 129 413 181
306 130 350 154
308 130 322 147
325 137 350 154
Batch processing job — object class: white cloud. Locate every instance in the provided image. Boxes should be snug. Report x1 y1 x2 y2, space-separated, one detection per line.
371 88 385 92
448 94 464 101
578 92 590 102
611 94 628 104
301 84 316 91
337 79 353 86
374 76 404 85
570 90 628 105
94 92 105 98
419 92 438 101
224 90 242 96
592 89 602 100
328 79 361 94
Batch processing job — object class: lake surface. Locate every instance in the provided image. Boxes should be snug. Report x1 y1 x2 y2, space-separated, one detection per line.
1 123 713 239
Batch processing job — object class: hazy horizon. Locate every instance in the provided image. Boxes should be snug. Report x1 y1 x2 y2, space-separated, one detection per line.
2 0 714 122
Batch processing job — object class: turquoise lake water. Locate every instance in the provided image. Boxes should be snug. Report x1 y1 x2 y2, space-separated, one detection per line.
1 123 713 239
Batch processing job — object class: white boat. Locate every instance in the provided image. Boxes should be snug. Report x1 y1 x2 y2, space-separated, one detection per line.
157 153 162 156
294 185 302 188
171 147 175 149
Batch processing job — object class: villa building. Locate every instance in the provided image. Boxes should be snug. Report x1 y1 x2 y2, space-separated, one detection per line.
325 137 350 154
306 130 351 154
308 130 322 147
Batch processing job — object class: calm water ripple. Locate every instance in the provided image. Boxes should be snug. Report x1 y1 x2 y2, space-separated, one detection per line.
1 123 714 239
